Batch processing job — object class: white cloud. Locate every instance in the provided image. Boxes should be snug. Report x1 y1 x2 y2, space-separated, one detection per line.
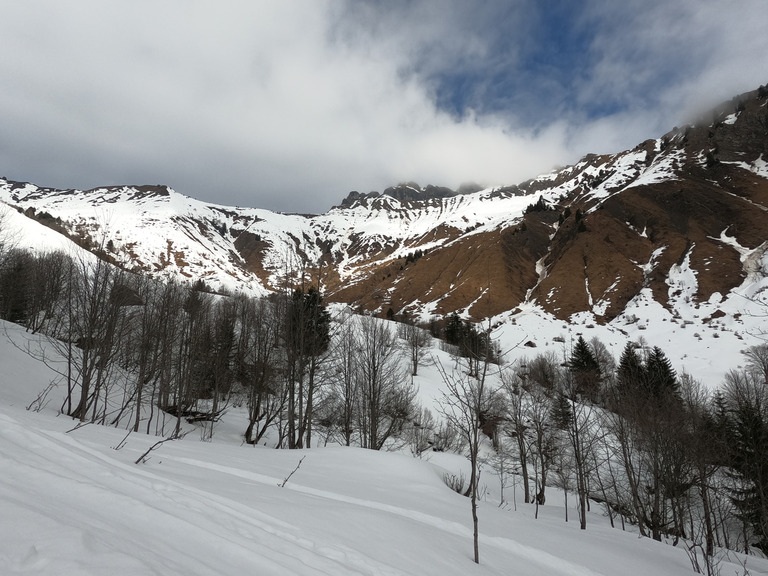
570 0 768 149
0 1 766 213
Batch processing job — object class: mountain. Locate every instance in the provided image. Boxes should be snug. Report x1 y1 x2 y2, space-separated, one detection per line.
2 86 768 330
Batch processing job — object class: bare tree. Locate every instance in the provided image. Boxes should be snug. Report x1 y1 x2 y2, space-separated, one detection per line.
503 367 532 504
321 313 360 446
437 322 499 564
556 371 600 530
146 280 185 436
678 373 724 575
399 320 431 376
236 294 282 445
169 285 214 436
355 315 415 450
25 251 70 334
64 255 131 422
203 297 237 439
527 382 557 510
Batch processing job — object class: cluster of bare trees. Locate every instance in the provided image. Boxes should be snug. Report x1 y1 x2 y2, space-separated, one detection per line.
459 335 768 572
317 313 418 449
431 325 768 569
0 249 238 435
0 245 423 451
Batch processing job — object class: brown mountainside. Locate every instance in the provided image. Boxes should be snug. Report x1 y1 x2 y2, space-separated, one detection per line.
323 86 768 322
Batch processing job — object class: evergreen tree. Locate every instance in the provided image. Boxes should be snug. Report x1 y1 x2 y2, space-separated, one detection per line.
569 336 601 401
729 398 768 551
285 286 331 448
289 287 330 357
711 390 733 454
645 346 678 399
550 391 572 430
617 342 644 395
444 312 463 346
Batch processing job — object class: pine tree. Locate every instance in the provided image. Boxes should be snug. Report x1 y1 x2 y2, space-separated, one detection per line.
645 346 678 399
444 312 463 346
569 336 601 401
729 399 768 551
617 342 644 393
550 392 572 430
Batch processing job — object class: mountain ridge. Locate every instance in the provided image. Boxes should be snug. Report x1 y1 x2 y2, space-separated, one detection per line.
2 85 768 327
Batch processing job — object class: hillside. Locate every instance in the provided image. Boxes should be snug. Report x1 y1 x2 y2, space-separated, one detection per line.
0 319 754 576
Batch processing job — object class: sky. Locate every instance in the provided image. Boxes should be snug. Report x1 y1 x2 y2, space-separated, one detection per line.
1 1 767 214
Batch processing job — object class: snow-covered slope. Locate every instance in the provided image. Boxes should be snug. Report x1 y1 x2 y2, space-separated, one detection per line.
1 319 758 576
0 178 550 292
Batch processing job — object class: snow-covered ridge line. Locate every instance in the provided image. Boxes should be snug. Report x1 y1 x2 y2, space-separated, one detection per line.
0 173 574 294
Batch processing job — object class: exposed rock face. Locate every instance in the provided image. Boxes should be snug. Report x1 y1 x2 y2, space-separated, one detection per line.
2 86 768 323
524 88 768 321
338 182 461 208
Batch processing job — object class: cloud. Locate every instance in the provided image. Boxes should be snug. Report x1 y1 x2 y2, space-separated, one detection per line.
0 1 766 213
570 0 768 150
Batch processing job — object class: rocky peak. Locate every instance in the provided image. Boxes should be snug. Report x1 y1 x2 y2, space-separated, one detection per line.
338 181 484 209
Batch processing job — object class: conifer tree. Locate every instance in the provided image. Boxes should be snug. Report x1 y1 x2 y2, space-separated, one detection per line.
569 336 601 402
617 342 644 395
645 346 678 399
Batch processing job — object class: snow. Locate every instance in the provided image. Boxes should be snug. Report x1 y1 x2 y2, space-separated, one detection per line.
0 203 86 256
0 180 547 291
3 112 768 573
489 271 767 391
624 149 683 190
1 320 762 576
3 152 768 390
722 154 768 179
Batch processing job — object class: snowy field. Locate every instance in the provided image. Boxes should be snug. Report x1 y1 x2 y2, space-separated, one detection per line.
1 320 766 576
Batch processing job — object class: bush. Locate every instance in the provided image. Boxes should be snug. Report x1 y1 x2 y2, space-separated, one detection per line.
443 472 471 497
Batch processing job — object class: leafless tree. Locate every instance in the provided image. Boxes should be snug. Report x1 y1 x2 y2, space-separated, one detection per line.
320 313 360 446
25 250 70 334
355 315 416 450
398 320 431 376
63 254 131 422
556 370 601 530
169 285 214 436
437 322 499 564
502 367 532 504
202 297 238 439
236 294 282 445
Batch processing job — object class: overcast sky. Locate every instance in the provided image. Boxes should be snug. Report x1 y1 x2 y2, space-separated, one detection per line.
1 1 767 214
